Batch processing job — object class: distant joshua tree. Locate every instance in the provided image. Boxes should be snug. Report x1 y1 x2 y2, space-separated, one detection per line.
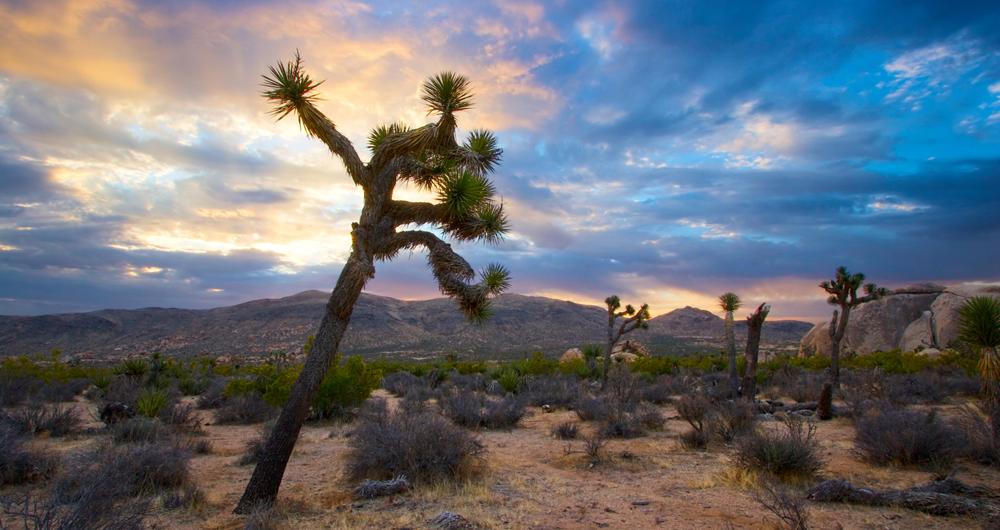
602 295 650 389
820 266 888 387
741 302 770 401
719 292 742 398
235 53 511 513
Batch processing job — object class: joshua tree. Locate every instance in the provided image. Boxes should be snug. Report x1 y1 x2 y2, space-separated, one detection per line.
741 302 770 401
719 292 742 398
820 266 888 387
602 295 650 389
235 53 511 513
958 295 1000 443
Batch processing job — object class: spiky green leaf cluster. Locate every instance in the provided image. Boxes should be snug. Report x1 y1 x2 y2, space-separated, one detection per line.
421 72 473 115
718 292 742 312
821 266 886 307
261 51 324 128
960 296 1000 350
368 122 410 153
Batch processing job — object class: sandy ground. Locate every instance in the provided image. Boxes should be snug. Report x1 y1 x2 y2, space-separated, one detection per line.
18 392 1000 529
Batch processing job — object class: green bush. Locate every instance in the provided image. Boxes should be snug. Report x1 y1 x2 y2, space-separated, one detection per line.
313 355 382 418
115 359 149 378
135 389 169 418
495 368 520 393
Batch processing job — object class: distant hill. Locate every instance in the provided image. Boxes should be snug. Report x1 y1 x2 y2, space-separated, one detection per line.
0 291 813 360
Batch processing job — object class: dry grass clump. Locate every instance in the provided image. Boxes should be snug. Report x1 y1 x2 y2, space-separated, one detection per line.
520 375 581 409
552 421 579 440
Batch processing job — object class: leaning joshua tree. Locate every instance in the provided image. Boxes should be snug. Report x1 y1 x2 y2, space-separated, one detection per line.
235 53 511 513
820 266 888 387
741 302 769 401
719 292 742 398
602 295 650 389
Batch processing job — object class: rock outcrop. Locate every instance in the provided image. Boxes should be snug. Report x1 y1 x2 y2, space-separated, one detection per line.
800 282 1000 357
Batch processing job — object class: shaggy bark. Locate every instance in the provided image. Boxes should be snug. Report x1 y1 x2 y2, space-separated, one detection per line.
742 303 769 400
807 478 1000 518
816 382 833 420
725 311 739 399
235 245 372 512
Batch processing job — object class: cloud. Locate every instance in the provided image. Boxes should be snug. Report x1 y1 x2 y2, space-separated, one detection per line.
0 0 998 322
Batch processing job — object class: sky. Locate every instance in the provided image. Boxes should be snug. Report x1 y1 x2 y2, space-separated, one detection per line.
0 0 998 321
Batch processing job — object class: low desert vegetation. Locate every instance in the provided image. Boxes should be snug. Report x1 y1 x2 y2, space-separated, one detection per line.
735 414 823 480
346 398 484 483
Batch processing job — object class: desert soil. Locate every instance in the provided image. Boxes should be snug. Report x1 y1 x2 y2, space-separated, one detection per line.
27 392 1000 529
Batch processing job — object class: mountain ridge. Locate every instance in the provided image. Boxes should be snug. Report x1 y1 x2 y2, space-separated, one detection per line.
0 291 813 360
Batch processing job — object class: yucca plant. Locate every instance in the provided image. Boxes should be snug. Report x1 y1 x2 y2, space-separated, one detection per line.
236 52 510 512
601 295 650 389
719 292 742 398
959 296 1000 444
135 388 169 418
820 266 889 387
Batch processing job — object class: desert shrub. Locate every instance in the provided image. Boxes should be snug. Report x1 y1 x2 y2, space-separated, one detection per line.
736 415 822 479
635 402 666 430
766 367 825 403
0 377 40 407
448 372 488 392
136 388 170 418
382 371 423 397
438 389 525 430
638 374 690 404
582 432 607 464
753 480 810 530
494 368 520 394
552 421 579 440
196 380 227 409
574 394 610 422
712 400 756 443
243 503 286 530
115 358 149 379
601 414 645 439
177 376 210 396
238 423 274 466
0 426 58 485
954 405 999 466
346 398 484 482
111 417 170 445
311 355 382 419
1 403 81 437
36 378 90 402
101 375 144 407
214 394 275 425
854 407 961 467
159 401 202 433
0 492 146 530
161 483 206 510
676 393 712 448
54 443 192 506
521 375 580 409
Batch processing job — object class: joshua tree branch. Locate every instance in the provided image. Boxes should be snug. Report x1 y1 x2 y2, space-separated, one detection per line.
295 104 368 188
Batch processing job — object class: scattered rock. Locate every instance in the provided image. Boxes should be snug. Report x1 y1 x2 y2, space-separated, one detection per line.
560 348 584 364
631 499 651 506
98 401 135 425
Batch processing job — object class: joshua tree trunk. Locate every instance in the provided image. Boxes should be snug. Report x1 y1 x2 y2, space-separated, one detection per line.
829 306 850 388
742 303 768 401
235 244 373 513
725 311 738 398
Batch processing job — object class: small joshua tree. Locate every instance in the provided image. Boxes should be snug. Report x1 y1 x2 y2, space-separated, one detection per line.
719 292 742 398
958 296 1000 444
235 53 511 513
601 296 650 389
820 266 889 388
741 302 770 401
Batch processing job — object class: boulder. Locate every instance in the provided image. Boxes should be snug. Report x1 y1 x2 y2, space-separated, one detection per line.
900 311 935 352
611 352 639 363
612 339 649 358
918 347 943 359
800 282 1000 357
559 348 584 364
931 284 1000 348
